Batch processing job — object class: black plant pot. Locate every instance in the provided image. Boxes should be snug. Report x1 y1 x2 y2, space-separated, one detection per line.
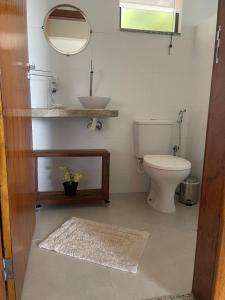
63 182 78 197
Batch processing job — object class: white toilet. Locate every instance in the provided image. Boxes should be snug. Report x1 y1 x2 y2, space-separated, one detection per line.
134 119 191 213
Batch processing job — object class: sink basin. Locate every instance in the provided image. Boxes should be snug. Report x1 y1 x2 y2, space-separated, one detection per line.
78 96 111 109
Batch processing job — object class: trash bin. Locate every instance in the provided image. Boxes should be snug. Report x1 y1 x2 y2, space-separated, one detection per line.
179 176 200 206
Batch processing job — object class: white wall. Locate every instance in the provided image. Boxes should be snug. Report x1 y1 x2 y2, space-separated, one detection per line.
27 0 217 193
186 15 217 180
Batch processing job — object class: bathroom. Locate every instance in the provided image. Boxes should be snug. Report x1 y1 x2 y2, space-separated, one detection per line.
24 0 218 299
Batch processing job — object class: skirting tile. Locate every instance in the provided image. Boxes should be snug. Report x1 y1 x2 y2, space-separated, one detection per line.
148 294 195 300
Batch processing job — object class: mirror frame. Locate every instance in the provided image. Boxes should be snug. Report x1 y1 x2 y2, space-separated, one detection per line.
43 4 91 56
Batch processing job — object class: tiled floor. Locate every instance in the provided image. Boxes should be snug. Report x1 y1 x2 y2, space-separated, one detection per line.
22 193 199 300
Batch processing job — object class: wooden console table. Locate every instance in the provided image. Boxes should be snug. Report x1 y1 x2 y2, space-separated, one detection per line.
33 149 110 206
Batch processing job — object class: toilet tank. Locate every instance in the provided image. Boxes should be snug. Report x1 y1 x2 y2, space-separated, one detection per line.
134 119 174 158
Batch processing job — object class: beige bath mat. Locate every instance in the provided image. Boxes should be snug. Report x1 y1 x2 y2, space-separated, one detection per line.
39 217 149 273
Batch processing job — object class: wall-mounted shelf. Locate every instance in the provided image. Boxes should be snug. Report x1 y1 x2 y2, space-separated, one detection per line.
31 108 119 118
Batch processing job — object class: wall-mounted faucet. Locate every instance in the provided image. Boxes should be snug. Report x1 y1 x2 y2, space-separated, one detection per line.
177 109 187 125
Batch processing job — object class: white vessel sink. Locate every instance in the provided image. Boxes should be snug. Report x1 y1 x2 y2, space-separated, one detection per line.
78 96 111 109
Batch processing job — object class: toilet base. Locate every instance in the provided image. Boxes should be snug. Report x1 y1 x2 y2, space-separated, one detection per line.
143 157 191 214
146 182 177 213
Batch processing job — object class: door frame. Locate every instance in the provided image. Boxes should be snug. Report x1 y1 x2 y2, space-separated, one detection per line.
0 217 6 300
0 84 15 300
192 0 225 299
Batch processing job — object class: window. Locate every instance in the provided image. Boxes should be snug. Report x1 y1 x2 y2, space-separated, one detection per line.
120 0 183 34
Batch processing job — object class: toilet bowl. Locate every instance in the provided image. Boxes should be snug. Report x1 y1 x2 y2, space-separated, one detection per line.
144 155 191 213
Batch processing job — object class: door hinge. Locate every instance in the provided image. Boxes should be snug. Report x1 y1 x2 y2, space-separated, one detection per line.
27 63 36 80
216 25 222 64
3 258 14 280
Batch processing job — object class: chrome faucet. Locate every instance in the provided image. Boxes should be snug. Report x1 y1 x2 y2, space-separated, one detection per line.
90 60 94 97
173 109 187 156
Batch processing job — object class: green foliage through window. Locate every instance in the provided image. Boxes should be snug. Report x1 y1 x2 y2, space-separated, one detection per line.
119 0 183 34
120 8 176 33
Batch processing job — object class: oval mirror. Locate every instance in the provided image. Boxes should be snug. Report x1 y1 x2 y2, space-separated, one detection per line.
43 5 91 55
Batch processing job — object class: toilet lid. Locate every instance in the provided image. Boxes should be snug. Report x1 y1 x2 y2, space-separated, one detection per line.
144 155 191 171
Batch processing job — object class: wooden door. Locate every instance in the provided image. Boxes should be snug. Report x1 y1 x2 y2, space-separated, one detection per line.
0 220 6 300
192 0 225 299
0 0 36 299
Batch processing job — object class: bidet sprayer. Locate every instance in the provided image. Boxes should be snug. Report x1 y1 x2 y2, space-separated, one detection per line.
177 109 187 125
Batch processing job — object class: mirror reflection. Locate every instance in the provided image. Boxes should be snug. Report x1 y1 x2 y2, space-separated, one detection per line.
44 5 91 55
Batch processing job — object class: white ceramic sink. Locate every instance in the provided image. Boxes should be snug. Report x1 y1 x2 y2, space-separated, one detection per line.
78 96 111 109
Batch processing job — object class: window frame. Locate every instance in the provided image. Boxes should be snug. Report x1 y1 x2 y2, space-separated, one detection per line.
119 6 181 36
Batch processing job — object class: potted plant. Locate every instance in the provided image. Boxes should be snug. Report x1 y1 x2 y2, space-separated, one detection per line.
60 167 82 196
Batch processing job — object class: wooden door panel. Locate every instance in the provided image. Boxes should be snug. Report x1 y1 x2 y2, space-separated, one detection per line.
192 0 225 299
212 217 225 299
0 0 36 299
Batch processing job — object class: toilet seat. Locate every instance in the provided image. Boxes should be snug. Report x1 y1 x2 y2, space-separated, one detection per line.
144 155 191 171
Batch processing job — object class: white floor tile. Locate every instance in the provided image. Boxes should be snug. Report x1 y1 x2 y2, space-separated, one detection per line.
22 193 198 300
